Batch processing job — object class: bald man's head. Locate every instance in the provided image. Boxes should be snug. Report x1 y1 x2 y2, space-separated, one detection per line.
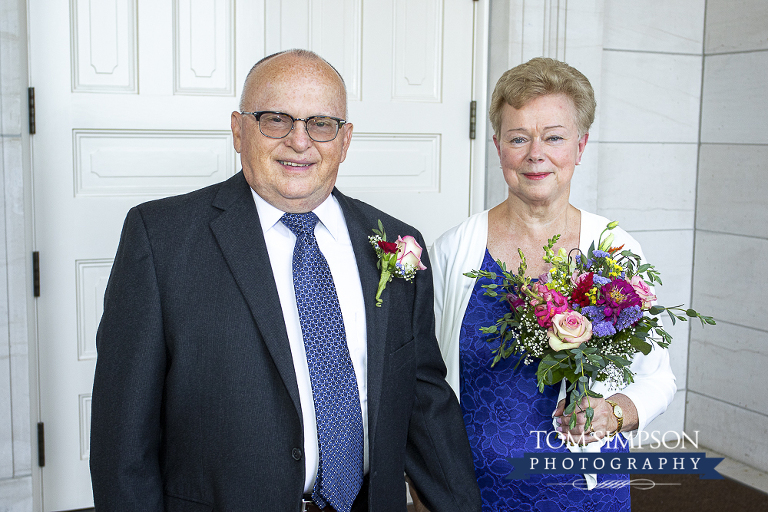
239 49 347 117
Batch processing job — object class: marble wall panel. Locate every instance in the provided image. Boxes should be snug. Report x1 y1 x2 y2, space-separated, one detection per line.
484 139 504 209
641 389 686 440
629 229 693 384
686 391 768 473
0 476 33 512
688 320 766 414
0 136 11 482
705 0 768 54
9 336 30 475
569 140 598 213
692 231 767 331
696 144 768 239
600 52 701 143
3 133 30 476
0 309 11 481
604 0 705 54
561 0 604 142
597 143 697 231
701 52 768 145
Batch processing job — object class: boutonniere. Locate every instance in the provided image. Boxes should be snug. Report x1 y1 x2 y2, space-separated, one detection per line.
368 220 427 307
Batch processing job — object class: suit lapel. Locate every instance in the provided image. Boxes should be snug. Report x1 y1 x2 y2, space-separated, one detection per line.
334 189 389 438
209 173 302 418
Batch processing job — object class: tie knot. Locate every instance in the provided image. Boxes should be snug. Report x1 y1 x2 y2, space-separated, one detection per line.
281 212 320 237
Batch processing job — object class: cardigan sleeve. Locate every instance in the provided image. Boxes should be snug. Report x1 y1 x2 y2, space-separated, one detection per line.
429 211 489 398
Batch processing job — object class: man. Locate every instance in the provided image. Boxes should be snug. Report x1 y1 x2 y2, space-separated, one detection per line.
90 49 481 512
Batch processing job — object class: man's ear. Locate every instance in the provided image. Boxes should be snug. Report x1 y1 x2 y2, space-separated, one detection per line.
338 122 354 163
231 111 243 153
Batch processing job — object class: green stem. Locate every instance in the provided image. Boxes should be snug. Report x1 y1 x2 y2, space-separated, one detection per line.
375 269 391 307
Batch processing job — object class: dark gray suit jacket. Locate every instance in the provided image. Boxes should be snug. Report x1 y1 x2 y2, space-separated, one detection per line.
90 171 480 511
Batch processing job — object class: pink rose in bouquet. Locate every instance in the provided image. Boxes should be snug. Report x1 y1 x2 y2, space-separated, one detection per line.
629 275 657 310
547 310 593 351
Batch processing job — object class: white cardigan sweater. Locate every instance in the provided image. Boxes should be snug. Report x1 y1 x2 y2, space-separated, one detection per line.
429 209 676 437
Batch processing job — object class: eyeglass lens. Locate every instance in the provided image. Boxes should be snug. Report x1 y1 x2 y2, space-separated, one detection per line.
258 112 340 142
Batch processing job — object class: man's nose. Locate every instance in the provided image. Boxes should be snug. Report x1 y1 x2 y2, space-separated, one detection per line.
285 120 312 150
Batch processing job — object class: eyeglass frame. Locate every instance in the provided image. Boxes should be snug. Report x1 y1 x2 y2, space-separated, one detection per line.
240 110 348 142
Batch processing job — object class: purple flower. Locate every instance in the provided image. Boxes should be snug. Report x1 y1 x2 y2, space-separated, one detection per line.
592 321 617 338
593 250 611 258
598 278 642 324
593 275 612 286
616 305 643 330
581 306 605 322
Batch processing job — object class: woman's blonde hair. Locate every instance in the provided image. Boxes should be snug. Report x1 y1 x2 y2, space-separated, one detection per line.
489 57 596 137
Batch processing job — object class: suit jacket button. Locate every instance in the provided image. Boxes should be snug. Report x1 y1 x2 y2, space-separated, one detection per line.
292 448 302 461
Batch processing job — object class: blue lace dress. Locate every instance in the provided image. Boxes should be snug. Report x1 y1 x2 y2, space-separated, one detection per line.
460 249 630 511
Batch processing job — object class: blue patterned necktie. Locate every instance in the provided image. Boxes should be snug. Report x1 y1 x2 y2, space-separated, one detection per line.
281 212 364 512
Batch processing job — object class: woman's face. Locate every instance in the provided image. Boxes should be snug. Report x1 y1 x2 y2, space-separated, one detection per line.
493 94 588 207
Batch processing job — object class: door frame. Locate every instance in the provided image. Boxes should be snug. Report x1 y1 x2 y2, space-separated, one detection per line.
24 1 490 509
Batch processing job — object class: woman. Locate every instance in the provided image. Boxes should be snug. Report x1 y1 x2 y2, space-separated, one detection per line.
430 58 676 510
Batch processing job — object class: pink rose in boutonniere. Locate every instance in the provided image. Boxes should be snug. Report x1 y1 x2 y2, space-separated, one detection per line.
369 220 427 307
395 236 428 271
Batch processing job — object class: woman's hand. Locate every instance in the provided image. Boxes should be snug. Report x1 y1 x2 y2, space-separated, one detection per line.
553 393 638 445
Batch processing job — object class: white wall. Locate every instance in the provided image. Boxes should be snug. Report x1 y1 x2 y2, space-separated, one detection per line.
0 0 34 509
597 1 705 439
687 0 768 473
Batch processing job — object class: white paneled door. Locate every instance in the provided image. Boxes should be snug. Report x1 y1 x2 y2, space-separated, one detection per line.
29 1 478 509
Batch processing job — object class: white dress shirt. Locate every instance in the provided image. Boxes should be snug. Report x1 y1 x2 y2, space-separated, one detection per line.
251 190 369 493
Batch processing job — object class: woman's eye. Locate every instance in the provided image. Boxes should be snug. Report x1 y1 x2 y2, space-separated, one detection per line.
510 137 526 144
547 135 564 142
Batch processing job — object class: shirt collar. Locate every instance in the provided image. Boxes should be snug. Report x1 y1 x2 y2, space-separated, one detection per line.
250 189 345 241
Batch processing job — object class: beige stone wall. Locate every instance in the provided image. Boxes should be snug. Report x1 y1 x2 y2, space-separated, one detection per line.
688 0 768 474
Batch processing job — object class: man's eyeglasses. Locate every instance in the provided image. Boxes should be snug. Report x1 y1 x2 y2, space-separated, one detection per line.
241 111 347 142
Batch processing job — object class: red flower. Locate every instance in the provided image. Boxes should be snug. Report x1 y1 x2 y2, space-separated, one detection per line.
571 272 594 307
377 240 398 254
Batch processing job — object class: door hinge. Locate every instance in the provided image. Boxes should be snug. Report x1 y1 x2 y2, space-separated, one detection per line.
33 251 40 297
28 87 36 135
469 100 477 140
37 422 45 467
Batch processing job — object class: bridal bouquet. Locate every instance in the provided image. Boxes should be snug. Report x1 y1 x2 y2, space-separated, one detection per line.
465 221 715 432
